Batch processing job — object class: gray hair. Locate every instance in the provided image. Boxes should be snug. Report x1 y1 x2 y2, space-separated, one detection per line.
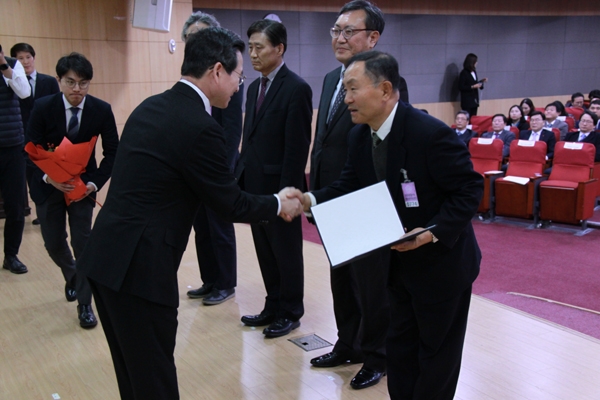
181 11 220 42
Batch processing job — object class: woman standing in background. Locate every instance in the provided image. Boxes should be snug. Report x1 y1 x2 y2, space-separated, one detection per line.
459 53 487 116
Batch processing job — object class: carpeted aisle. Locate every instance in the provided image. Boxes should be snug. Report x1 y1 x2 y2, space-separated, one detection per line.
302 216 600 339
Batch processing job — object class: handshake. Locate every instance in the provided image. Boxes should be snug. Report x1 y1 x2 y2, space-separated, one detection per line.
277 187 311 222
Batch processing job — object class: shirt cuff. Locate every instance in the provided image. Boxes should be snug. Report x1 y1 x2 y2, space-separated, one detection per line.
303 192 317 218
43 174 49 184
88 182 98 192
274 194 281 215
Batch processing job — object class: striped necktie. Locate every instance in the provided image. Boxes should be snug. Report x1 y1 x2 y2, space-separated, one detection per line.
67 107 80 141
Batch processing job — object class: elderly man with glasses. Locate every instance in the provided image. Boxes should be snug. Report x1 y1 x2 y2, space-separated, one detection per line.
25 52 119 329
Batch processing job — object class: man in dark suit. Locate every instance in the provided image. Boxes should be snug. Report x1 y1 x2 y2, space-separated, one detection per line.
0 46 30 274
519 111 556 159
25 52 119 328
480 114 516 158
589 100 600 131
454 110 477 146
235 19 312 338
11 42 60 226
565 111 600 162
77 28 304 399
181 11 242 305
304 51 482 399
308 1 392 390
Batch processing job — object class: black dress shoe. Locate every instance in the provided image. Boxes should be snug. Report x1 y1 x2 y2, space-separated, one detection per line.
77 304 98 329
3 255 28 274
202 288 235 305
65 283 77 302
187 283 214 298
32 218 41 225
350 367 386 390
310 351 362 368
263 318 300 338
241 312 276 327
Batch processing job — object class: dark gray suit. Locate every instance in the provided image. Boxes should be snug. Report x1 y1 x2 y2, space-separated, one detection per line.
481 130 516 157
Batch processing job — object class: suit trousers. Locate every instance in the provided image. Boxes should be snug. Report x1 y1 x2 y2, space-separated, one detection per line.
331 249 389 371
0 145 26 256
89 279 179 400
193 203 237 289
251 216 304 321
36 189 93 304
386 282 472 400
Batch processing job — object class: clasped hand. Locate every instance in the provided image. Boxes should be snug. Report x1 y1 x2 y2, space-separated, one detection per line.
278 187 305 222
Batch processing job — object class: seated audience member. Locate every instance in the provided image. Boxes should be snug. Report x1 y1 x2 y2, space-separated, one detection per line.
481 114 515 158
566 92 585 109
519 98 535 118
544 102 569 140
589 89 600 102
565 111 600 162
519 111 556 159
589 100 600 130
508 105 529 131
454 110 476 146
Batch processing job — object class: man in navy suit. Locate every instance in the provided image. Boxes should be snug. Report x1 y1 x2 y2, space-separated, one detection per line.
565 111 600 162
77 28 304 398
481 114 515 158
235 19 312 338
308 1 391 390
11 43 60 225
519 111 556 159
304 51 482 399
25 53 119 328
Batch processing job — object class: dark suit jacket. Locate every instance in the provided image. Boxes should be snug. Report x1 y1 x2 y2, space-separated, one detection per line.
519 129 556 158
19 72 60 127
25 93 119 204
235 64 312 193
78 82 279 308
565 130 600 162
312 102 483 303
481 130 516 157
458 69 481 109
456 128 477 146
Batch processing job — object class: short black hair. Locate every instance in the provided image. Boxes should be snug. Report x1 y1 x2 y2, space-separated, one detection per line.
492 113 507 125
456 110 470 121
581 110 598 126
181 27 244 78
56 52 93 80
10 42 35 58
347 51 401 91
589 89 600 100
463 53 478 72
247 19 287 54
590 99 600 107
529 110 545 121
338 0 385 34
571 92 584 102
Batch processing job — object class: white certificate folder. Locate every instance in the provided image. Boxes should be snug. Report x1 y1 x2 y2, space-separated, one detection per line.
311 181 410 268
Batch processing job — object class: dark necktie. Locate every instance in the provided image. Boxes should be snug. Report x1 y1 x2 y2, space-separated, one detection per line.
328 84 346 124
255 76 269 115
372 132 382 148
27 75 33 96
67 107 80 140
493 132 499 139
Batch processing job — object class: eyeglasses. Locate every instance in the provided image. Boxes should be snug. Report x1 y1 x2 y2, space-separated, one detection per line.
62 78 90 89
232 70 246 87
330 27 373 40
579 118 594 124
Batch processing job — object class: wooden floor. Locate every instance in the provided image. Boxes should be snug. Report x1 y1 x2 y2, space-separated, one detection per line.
2 216 600 399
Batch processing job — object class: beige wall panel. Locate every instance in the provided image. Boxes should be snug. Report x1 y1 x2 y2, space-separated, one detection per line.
147 1 193 43
106 1 151 42
83 40 153 84
89 82 153 126
66 0 109 41
151 81 175 95
148 42 184 84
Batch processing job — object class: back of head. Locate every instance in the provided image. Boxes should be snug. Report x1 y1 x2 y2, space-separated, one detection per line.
181 27 245 78
347 50 401 91
10 42 35 58
181 11 220 42
56 52 93 80
338 0 385 34
247 19 287 54
589 89 600 100
463 53 477 71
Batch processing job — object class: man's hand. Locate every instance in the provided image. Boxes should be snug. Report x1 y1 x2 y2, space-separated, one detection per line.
277 187 304 222
73 183 96 202
391 227 433 252
47 176 75 193
301 193 312 212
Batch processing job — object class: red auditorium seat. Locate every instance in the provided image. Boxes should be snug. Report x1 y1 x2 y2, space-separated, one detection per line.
494 140 547 222
539 142 597 228
565 107 584 120
470 116 493 134
469 138 504 216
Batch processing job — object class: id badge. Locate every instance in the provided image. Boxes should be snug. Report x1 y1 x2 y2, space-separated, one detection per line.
401 181 419 208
